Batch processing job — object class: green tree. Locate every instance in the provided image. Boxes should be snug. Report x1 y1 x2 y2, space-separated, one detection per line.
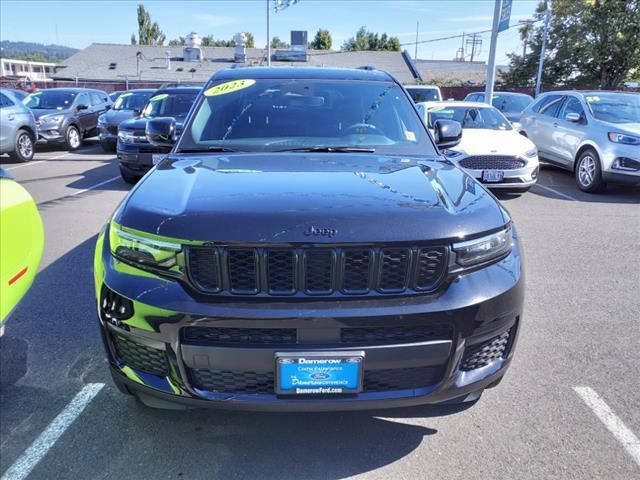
311 28 332 50
271 36 289 49
503 0 640 89
244 32 255 48
200 35 214 47
342 26 400 52
130 33 137 45
168 36 186 47
131 4 165 46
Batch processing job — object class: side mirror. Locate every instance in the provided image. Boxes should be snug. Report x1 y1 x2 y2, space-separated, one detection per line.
133 108 141 117
565 112 581 123
433 119 462 150
415 103 426 120
146 117 176 147
105 104 112 110
77 104 89 111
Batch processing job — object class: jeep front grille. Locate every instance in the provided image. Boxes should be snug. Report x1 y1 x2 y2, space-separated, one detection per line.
186 245 448 297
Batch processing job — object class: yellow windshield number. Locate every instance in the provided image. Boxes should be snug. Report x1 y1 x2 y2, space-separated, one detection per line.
204 79 256 97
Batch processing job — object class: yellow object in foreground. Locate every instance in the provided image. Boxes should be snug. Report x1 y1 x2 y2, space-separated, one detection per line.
0 172 44 328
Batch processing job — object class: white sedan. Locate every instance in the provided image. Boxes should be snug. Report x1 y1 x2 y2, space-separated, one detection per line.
419 101 540 191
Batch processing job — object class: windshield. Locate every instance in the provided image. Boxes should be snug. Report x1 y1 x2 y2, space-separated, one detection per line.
179 78 434 154
114 91 153 111
585 93 640 124
143 92 197 119
23 90 77 110
406 87 440 103
428 105 512 130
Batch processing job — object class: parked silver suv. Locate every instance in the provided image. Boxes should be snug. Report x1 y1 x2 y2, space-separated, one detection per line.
519 91 640 192
0 88 37 162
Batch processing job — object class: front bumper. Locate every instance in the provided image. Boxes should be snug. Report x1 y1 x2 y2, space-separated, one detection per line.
600 144 640 185
37 127 65 143
117 141 156 176
95 226 524 411
458 156 539 190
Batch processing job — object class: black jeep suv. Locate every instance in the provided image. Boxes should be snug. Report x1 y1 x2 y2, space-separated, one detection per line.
116 86 199 183
95 67 524 411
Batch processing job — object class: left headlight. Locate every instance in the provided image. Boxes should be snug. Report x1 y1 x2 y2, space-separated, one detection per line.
453 226 512 267
608 132 640 145
109 223 181 270
118 130 136 143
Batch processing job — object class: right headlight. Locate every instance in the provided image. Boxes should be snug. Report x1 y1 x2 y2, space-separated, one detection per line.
109 222 181 271
118 130 136 143
453 226 512 267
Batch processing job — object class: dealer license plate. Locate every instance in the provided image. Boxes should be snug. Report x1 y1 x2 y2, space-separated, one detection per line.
482 170 504 183
275 352 364 395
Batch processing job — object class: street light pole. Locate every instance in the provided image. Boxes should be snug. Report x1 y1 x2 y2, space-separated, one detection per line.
484 0 502 105
267 0 271 66
535 4 551 96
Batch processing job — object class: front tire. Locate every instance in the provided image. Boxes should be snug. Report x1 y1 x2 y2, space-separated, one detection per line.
120 166 140 185
9 129 35 162
65 125 82 150
575 149 606 193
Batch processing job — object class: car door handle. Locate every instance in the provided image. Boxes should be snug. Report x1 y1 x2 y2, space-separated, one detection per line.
7 115 15 121
553 122 559 127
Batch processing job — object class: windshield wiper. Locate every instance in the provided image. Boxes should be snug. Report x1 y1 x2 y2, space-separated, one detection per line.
177 146 242 153
276 146 376 153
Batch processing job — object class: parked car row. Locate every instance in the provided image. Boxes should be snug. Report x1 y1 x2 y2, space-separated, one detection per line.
410 87 638 193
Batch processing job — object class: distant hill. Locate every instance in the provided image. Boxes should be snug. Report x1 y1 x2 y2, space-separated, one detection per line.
0 41 79 63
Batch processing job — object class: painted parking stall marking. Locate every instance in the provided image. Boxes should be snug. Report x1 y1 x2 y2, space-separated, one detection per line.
1 383 105 480
574 386 640 467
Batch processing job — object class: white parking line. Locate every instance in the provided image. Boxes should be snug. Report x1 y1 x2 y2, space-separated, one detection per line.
533 183 578 201
5 152 74 170
0 383 105 480
574 386 640 467
67 176 121 197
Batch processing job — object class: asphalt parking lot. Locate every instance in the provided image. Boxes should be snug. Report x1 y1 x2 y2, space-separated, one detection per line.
1 141 638 480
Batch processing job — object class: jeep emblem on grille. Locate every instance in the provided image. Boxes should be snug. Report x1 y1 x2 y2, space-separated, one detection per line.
304 226 338 238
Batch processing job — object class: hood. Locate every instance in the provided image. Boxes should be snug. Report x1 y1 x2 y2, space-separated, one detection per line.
119 116 186 132
32 109 69 120
452 129 534 157
101 109 136 126
606 122 640 136
501 111 521 122
116 153 508 243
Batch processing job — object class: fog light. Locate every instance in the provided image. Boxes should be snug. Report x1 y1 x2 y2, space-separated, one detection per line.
100 285 133 321
531 166 539 180
612 157 640 171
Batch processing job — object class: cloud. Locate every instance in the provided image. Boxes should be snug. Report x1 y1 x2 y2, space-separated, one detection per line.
193 13 234 27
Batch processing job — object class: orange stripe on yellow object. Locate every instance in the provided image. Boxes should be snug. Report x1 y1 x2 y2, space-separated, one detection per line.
8 267 28 286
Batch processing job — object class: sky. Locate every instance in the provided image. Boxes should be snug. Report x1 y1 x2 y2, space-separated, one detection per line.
0 0 539 64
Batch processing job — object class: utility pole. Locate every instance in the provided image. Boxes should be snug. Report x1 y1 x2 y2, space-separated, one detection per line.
267 0 271 66
484 0 502 104
414 20 419 59
466 33 482 62
459 32 465 61
535 4 551 96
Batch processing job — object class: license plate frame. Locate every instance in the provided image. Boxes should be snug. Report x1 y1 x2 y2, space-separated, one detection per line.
275 351 364 395
482 170 504 183
152 153 166 165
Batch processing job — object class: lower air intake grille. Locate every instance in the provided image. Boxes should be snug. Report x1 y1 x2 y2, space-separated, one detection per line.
182 327 297 346
191 369 274 394
460 330 511 371
189 366 444 394
364 366 443 392
341 324 451 345
112 334 168 376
